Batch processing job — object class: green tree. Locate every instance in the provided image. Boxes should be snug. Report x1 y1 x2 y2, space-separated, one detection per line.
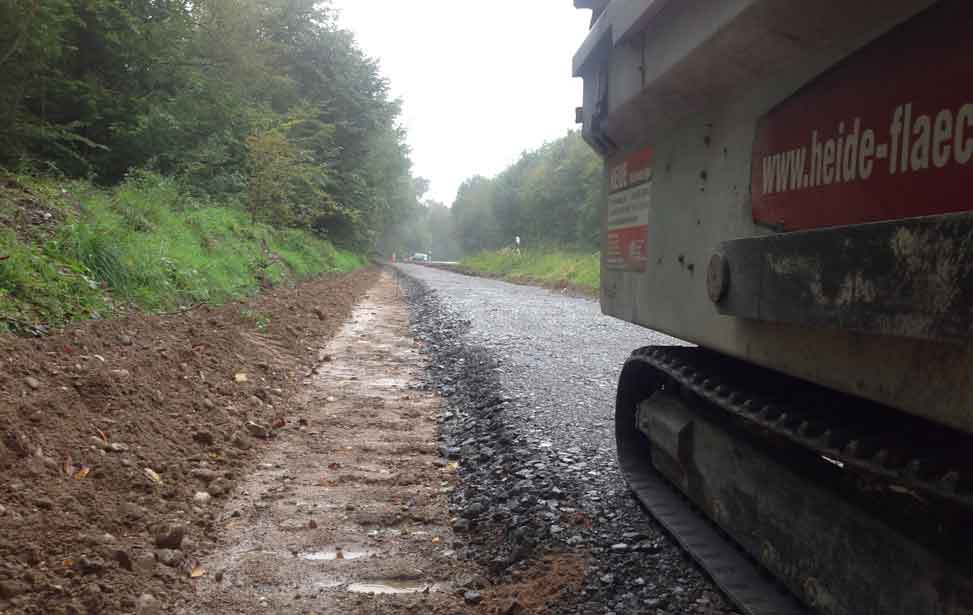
0 0 423 251
451 131 603 254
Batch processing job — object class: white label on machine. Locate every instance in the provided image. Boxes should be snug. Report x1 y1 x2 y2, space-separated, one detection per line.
605 147 652 272
605 184 650 271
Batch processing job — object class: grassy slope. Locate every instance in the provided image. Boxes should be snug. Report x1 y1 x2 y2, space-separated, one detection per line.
460 248 600 294
0 172 364 331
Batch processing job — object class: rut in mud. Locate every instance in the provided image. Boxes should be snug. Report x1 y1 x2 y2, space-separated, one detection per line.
187 270 589 615
186 271 473 614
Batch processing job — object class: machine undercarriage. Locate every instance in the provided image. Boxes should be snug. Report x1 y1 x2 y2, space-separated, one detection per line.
616 347 973 614
572 1 973 611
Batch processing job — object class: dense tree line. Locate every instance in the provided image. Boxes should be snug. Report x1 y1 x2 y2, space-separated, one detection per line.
450 131 602 254
389 200 462 261
0 0 422 250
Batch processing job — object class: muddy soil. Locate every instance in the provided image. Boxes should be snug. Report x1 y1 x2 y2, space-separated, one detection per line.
184 271 587 615
1 266 604 615
184 271 473 613
0 268 379 614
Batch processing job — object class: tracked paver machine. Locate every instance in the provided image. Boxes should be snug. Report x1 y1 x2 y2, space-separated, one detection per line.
572 1 973 613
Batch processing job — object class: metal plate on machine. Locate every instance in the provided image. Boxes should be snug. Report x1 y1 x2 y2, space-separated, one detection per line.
751 1 973 231
717 212 973 342
605 147 652 272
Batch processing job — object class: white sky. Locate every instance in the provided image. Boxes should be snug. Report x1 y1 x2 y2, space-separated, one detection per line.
331 1 593 205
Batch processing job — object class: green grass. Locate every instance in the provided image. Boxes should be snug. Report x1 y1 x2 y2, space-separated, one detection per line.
460 247 600 294
0 171 364 332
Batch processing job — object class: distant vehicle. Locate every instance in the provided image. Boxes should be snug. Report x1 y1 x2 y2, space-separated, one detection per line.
410 253 430 262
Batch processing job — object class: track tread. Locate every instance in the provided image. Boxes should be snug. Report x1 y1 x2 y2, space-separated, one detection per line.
617 345 973 615
620 451 806 615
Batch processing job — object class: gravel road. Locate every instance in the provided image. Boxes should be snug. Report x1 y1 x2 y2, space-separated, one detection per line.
395 264 739 615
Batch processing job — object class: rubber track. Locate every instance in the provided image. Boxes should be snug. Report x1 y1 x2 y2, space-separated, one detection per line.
618 444 807 615
635 346 972 509
620 345 973 615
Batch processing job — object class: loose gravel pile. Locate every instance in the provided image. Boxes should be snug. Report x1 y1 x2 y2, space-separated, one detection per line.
397 265 740 615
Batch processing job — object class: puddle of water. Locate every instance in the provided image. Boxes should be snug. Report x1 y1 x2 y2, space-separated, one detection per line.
314 578 343 590
366 377 409 388
346 581 431 595
302 548 371 561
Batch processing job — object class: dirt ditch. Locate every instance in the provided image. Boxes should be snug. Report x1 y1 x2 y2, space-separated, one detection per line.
0 268 379 614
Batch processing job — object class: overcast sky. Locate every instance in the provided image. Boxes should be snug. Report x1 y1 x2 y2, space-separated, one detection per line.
331 1 593 205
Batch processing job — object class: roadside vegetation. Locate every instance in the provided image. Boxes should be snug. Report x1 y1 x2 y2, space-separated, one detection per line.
450 131 602 253
460 247 599 294
398 131 602 261
0 173 364 332
0 0 422 330
396 130 604 292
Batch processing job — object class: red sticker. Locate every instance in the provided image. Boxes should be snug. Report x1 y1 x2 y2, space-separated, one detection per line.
752 3 973 230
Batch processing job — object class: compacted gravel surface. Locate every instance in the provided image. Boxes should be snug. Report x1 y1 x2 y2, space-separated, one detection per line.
396 264 741 615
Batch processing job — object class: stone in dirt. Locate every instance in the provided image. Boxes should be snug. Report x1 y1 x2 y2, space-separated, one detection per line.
231 432 252 450
112 548 133 571
207 477 229 497
121 502 145 520
155 548 183 567
245 420 272 439
462 502 485 518
152 523 186 549
132 553 156 576
193 431 215 446
136 593 161 615
0 580 28 599
193 491 212 505
78 555 106 575
190 468 218 483
503 600 524 614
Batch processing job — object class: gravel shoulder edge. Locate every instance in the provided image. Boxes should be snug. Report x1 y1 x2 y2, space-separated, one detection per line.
392 266 738 615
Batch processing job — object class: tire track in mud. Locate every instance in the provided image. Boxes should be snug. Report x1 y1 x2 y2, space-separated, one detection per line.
184 271 470 614
183 270 591 615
